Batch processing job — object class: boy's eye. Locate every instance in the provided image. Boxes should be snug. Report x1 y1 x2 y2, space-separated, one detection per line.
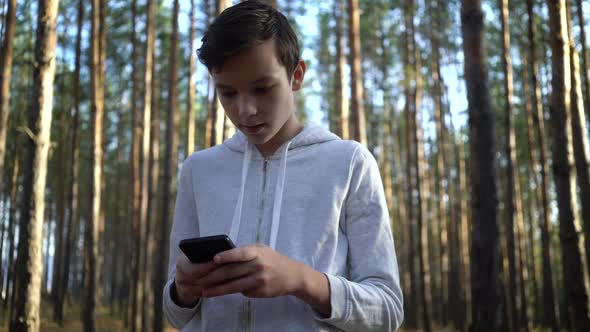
219 90 236 98
254 85 274 95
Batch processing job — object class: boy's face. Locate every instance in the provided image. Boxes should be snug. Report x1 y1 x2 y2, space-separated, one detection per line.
211 39 305 153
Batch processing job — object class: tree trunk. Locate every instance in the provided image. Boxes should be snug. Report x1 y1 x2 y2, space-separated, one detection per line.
207 0 231 147
403 1 417 326
525 1 558 330
457 134 471 330
460 1 500 331
57 0 82 324
409 6 431 327
186 0 196 154
5 140 18 316
521 51 541 327
498 0 523 329
574 0 590 123
154 1 179 331
428 0 449 326
140 0 155 328
129 0 142 330
51 36 70 322
0 0 15 188
567 4 590 280
333 0 348 139
84 0 105 330
111 98 126 317
148 17 161 331
545 0 590 330
11 1 59 330
347 0 366 145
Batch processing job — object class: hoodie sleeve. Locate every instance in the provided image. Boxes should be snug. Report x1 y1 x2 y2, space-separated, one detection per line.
313 145 404 331
163 156 202 328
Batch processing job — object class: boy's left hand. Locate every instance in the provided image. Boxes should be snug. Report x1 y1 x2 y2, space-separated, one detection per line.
197 244 304 298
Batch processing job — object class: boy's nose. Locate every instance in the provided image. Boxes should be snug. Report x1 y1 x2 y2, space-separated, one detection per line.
237 96 257 118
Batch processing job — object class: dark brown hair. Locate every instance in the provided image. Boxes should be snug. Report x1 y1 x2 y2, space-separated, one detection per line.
197 0 300 77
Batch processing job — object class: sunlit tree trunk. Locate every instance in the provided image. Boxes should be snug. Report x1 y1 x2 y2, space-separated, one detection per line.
457 134 471 330
187 0 196 154
84 0 105 330
574 0 590 123
567 4 590 279
139 0 156 328
11 0 59 330
525 1 558 330
498 0 524 329
148 16 161 330
402 0 417 326
5 138 19 316
428 0 449 326
129 0 142 330
347 0 366 145
460 1 500 331
0 0 15 187
154 1 179 331
521 52 541 327
333 0 348 139
545 0 590 330
208 0 231 147
56 0 84 323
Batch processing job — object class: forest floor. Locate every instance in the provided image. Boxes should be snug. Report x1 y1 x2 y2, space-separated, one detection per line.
0 300 178 332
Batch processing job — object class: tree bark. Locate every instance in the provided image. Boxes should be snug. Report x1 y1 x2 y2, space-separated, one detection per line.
567 4 590 281
57 0 83 324
545 0 590 330
333 0 348 139
84 0 106 330
154 1 179 331
498 0 524 329
0 0 15 190
460 1 500 331
11 0 59 330
129 0 142 330
140 0 155 328
574 0 590 124
148 14 161 330
347 0 366 145
186 0 196 154
521 51 541 327
403 0 417 326
525 1 558 330
409 7 431 327
5 138 18 315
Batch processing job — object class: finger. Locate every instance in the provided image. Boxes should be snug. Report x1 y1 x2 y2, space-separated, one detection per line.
177 261 218 280
199 261 257 287
214 246 259 264
202 274 259 298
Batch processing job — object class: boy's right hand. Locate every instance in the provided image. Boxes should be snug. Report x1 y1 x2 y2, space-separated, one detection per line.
173 254 218 307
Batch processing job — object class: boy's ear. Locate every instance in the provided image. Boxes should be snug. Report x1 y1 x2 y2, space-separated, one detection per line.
291 60 306 91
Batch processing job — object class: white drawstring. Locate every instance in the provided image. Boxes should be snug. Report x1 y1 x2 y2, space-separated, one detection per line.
228 143 252 244
269 141 292 250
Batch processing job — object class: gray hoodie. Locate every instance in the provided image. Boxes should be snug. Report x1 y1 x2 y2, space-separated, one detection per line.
163 123 404 331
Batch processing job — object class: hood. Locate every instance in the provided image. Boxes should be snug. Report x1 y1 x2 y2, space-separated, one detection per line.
223 122 340 156
226 122 340 251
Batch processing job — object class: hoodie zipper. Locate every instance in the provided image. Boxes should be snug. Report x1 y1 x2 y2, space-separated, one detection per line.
245 158 269 332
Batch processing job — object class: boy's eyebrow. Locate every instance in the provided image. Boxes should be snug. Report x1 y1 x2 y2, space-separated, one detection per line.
215 76 277 90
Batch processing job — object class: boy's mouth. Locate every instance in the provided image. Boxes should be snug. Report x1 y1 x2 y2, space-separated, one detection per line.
243 124 265 134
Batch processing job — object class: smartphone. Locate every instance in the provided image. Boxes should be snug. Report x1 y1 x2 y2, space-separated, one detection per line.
179 235 236 263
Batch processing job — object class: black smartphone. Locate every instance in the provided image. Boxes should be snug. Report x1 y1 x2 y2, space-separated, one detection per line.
179 235 236 263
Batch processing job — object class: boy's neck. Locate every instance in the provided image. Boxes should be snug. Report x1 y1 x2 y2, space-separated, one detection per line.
255 114 303 158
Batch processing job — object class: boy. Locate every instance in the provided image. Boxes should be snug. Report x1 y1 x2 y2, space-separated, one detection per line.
163 1 403 331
